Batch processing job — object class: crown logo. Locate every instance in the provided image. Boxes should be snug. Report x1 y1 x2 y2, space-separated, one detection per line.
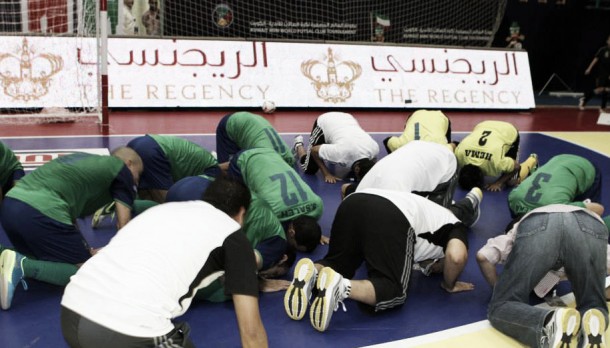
301 48 362 103
0 38 64 101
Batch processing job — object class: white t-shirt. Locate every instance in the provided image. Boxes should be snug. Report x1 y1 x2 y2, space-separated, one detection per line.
316 112 379 169
62 201 245 337
358 188 461 262
119 4 137 35
357 141 456 193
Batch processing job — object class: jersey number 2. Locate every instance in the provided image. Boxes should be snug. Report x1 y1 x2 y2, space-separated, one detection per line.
478 131 492 146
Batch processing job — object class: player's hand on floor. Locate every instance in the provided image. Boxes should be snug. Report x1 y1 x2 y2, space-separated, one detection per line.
259 279 290 293
320 235 330 245
441 281 475 293
485 182 503 192
324 174 341 184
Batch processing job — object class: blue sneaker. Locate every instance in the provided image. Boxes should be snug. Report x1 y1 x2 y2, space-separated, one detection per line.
0 250 28 310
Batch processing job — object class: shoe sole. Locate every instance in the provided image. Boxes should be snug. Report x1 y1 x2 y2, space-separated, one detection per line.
310 267 340 332
551 308 580 348
284 258 315 320
582 309 606 348
0 250 16 310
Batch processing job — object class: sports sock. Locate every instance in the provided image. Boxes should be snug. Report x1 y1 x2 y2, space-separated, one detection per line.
23 258 78 286
133 199 159 216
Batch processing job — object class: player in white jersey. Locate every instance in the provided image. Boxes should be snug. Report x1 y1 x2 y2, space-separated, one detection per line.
284 188 482 332
342 141 458 207
293 112 379 183
60 178 269 347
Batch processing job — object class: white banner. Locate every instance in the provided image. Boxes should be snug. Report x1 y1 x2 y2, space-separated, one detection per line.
0 37 535 109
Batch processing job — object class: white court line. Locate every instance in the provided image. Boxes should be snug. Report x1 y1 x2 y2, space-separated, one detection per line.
364 277 610 347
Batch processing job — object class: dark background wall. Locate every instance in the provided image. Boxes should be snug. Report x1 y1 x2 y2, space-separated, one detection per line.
493 0 610 91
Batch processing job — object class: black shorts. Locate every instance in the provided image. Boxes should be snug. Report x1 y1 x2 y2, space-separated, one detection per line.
61 306 195 348
316 193 415 311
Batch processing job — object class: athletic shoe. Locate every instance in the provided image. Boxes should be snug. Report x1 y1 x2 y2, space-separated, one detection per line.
309 267 351 332
418 259 439 276
284 258 317 320
518 153 538 184
579 97 586 110
292 135 304 155
91 201 116 229
543 308 580 348
465 187 483 226
0 250 28 310
581 308 606 348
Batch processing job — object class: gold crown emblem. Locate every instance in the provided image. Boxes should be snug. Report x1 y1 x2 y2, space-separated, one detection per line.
0 38 63 101
301 48 362 103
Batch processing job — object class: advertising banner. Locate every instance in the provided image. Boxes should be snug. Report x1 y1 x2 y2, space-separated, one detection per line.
0 37 535 109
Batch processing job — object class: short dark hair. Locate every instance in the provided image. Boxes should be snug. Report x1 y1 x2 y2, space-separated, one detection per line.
203 176 251 217
458 164 484 190
353 158 376 182
292 215 322 252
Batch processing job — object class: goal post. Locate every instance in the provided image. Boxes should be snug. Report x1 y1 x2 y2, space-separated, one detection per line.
0 0 105 125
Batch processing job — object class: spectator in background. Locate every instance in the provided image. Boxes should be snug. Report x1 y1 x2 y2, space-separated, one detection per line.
580 34 610 112
142 0 161 36
119 0 137 35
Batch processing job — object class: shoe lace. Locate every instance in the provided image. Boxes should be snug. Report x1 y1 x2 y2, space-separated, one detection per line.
19 256 28 291
334 283 351 313
541 314 556 348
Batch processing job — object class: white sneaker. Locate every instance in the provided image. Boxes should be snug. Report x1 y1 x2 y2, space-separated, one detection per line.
465 187 483 226
309 267 351 332
0 250 28 310
543 308 580 348
579 97 586 110
581 308 606 348
292 135 304 155
284 258 317 320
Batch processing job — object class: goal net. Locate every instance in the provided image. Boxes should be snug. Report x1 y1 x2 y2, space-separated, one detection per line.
163 0 507 47
0 0 101 124
0 0 508 124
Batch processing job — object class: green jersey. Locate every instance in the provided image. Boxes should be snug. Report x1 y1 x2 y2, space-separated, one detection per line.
455 121 518 177
244 195 285 247
234 148 323 221
227 112 294 166
7 153 136 225
508 154 596 215
149 134 218 181
0 141 23 190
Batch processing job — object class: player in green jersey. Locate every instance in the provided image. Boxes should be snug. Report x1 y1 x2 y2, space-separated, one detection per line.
0 141 24 204
127 134 218 203
229 148 323 252
216 112 294 170
508 154 604 217
0 148 143 309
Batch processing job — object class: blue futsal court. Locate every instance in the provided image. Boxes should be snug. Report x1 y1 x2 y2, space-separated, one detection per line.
0 130 609 347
